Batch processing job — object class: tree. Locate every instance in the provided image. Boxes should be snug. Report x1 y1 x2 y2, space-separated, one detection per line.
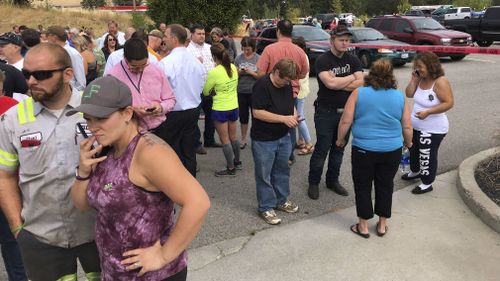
397 0 412 14
113 0 135 5
331 0 342 13
6 0 32 6
147 0 245 32
453 0 492 10
342 0 365 16
81 0 105 9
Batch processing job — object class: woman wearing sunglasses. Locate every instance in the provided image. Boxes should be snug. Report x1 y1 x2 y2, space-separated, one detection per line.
101 33 122 62
158 37 170 59
69 76 210 280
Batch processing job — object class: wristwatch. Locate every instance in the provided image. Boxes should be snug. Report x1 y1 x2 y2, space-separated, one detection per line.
75 166 92 181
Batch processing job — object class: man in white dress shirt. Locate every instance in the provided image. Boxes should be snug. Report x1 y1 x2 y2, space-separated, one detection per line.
158 24 205 177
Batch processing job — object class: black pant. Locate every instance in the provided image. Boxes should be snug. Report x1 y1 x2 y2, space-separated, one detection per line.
163 108 200 177
409 130 446 185
237 92 252 124
196 94 216 146
162 267 187 281
0 210 27 281
351 146 401 220
16 230 100 281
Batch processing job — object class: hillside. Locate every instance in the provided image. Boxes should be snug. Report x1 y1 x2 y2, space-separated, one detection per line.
0 4 134 37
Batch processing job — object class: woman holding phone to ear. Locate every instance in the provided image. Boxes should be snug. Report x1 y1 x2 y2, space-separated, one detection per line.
69 76 209 280
404 51 454 195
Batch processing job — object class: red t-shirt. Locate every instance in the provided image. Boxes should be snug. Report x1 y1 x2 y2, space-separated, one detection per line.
0 96 19 115
256 37 309 97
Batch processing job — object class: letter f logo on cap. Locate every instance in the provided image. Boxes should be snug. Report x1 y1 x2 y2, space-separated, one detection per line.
84 84 101 99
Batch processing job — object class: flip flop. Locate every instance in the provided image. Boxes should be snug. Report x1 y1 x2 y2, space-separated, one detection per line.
376 222 388 237
240 142 247 149
298 145 314 156
350 224 370 239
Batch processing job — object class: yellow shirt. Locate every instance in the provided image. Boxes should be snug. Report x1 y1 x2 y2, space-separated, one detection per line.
203 64 239 111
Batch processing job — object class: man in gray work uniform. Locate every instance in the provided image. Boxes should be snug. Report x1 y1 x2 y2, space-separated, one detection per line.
0 43 100 281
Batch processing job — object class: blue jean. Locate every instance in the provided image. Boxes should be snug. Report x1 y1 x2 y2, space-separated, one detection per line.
252 134 292 213
296 98 312 144
308 105 350 185
0 210 28 281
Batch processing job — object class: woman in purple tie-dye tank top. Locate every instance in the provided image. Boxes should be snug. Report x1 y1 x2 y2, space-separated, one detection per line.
69 76 210 280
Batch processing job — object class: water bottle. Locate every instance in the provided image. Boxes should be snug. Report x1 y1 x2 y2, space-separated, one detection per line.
400 147 410 173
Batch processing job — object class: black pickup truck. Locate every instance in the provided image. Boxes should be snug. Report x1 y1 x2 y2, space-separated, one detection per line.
444 6 500 47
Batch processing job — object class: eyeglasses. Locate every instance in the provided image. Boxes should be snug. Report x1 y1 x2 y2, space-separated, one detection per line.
126 61 149 71
22 68 67 81
108 38 116 42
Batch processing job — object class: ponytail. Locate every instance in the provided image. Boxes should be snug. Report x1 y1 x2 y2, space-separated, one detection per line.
211 43 233 78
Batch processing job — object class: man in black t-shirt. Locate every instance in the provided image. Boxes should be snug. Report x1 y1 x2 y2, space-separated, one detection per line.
307 25 364 200
251 59 300 225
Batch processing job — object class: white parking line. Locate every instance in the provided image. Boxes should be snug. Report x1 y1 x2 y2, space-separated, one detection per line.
464 58 497 63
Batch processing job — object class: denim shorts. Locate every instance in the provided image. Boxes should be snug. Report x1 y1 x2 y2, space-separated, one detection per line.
212 108 239 123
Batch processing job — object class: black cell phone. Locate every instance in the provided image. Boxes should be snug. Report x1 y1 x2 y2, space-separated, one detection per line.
414 69 420 77
146 107 155 112
77 122 110 157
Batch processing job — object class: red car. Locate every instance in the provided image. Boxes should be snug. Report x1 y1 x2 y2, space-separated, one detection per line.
366 15 472 60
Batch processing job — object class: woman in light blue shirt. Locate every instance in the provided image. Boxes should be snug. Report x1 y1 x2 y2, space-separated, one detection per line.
336 59 413 239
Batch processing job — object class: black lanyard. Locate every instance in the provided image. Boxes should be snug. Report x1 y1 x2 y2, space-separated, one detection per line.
120 60 143 94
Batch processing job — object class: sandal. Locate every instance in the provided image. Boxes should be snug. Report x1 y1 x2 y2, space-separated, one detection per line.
350 224 370 239
376 222 388 237
298 144 314 155
240 142 247 149
295 142 305 150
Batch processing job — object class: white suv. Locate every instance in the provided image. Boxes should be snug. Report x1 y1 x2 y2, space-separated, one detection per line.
444 7 472 20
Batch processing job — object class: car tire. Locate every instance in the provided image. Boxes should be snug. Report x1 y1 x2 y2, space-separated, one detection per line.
476 40 493 47
360 52 372 69
450 54 466 61
393 62 406 67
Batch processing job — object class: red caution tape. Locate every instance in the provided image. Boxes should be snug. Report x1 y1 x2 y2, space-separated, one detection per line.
229 34 500 55
350 43 500 55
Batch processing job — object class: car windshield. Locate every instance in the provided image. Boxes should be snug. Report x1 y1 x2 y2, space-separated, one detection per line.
411 18 446 30
352 29 386 41
432 5 453 15
292 27 330 41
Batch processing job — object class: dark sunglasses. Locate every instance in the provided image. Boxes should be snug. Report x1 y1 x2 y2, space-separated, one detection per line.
22 68 67 81
108 38 116 41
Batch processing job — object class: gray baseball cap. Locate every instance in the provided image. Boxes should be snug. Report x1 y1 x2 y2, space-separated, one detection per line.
67 76 132 118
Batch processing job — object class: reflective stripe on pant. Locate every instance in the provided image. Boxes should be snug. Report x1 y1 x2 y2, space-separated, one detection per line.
16 230 100 281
